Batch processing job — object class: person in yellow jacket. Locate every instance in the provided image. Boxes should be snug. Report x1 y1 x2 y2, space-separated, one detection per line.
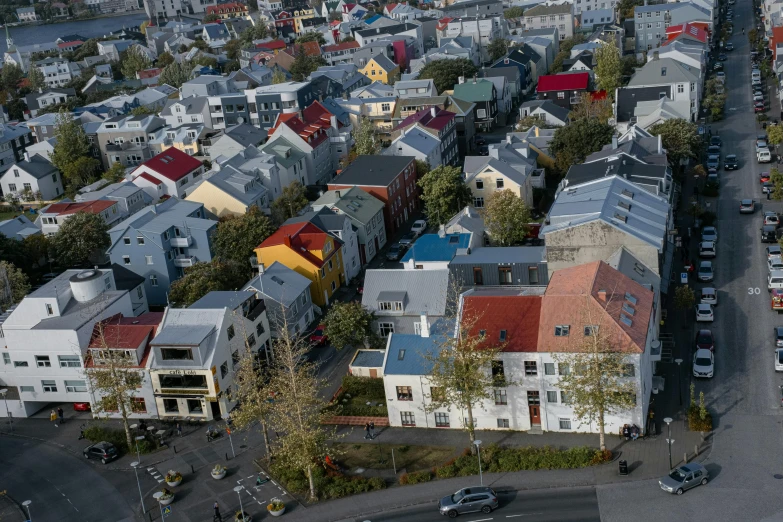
49 409 58 427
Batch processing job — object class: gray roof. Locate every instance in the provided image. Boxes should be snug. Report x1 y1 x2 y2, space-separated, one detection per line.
194 166 268 206
368 53 397 73
332 155 414 187
520 99 569 122
108 199 216 248
384 332 444 375
313 186 385 225
190 291 255 310
0 215 39 240
7 155 58 179
151 324 215 346
243 261 311 307
222 124 269 147
628 57 699 87
450 246 546 264
565 155 670 195
284 208 349 235
606 245 660 295
351 350 385 368
259 137 306 168
388 126 441 156
110 263 145 291
361 268 449 316
616 85 673 122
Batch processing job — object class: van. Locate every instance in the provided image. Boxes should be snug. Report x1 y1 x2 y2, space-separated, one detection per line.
759 148 772 163
769 270 783 291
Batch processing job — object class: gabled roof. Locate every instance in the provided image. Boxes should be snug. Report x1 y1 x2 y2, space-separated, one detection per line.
243 261 312 307
362 268 449 316
628 57 698 87
615 85 673 122
524 2 571 15
43 200 116 216
257 221 340 268
462 291 542 352
565 156 670 195
4 155 58 179
270 113 329 149
453 78 495 101
388 126 441 156
395 105 455 132
330 155 413 187
367 53 398 73
520 99 570 123
313 186 385 225
537 72 590 92
222 123 268 147
136 147 202 182
665 22 708 43
323 41 361 53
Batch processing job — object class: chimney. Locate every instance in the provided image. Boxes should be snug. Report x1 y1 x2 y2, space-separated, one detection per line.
598 289 607 301
23 151 29 162
458 76 465 84
258 263 265 274
653 51 659 60
430 106 437 118
438 224 446 238
506 135 512 145
612 134 618 149
330 115 337 129
420 312 430 337
284 235 292 247
401 127 406 137
535 126 539 137
342 90 349 100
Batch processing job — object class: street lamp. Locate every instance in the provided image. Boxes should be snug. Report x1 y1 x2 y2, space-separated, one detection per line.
22 500 31 521
134 435 146 464
474 439 483 486
0 388 11 431
674 359 683 406
664 417 674 471
234 485 246 522
131 461 146 514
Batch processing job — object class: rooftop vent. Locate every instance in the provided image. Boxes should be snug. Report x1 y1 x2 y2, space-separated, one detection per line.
397 349 405 360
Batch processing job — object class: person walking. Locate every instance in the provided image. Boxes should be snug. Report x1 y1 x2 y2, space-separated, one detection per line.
176 422 182 437
369 421 375 440
50 409 58 427
57 407 64 425
213 501 222 522
363 422 370 439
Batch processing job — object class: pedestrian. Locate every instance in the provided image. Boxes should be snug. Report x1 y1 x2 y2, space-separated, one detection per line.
50 409 58 427
213 501 222 521
363 422 370 439
57 407 64 425
369 421 375 440
176 422 182 437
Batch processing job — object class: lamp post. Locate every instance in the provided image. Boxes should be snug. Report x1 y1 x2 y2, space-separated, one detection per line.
664 417 674 470
134 435 146 464
474 439 483 486
0 388 12 431
131 461 146 514
233 485 246 522
674 359 683 406
22 500 31 521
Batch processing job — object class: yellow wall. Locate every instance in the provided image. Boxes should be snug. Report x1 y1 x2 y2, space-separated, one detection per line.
185 182 251 218
293 8 316 33
151 142 200 157
470 167 532 207
359 60 400 85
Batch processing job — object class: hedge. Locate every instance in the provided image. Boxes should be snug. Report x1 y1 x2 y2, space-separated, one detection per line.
688 405 713 431
341 375 385 398
270 463 386 500
399 470 433 485
82 425 156 455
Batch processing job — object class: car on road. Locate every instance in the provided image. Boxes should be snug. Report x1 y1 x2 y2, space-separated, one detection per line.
410 219 427 237
760 172 771 183
701 226 718 242
775 326 783 347
699 241 716 258
83 442 119 464
754 89 764 98
754 94 765 103
762 181 774 194
73 402 91 412
768 245 783 258
695 303 714 322
477 145 489 156
713 62 723 71
309 324 328 346
761 224 779 242
399 232 417 246
693 348 715 378
718 53 727 61
726 42 734 50
701 287 718 306
769 256 783 272
696 329 715 351
474 135 486 146
706 155 720 173
386 243 407 261
438 486 499 517
698 261 714 282
707 145 721 155
717 71 726 82
659 463 709 495
775 349 783 372
757 138 769 151
765 212 780 226
755 101 766 112
739 199 756 213
753 78 762 87
725 154 739 170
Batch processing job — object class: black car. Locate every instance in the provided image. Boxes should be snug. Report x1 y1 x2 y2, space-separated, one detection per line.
707 145 721 155
710 136 722 147
775 326 783 347
762 224 779 243
478 145 489 156
724 154 738 169
385 243 407 261
474 135 487 146
83 441 119 464
706 155 720 173
718 53 728 61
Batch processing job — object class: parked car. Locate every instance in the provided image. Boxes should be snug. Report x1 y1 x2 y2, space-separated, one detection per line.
755 101 766 112
474 135 486 146
757 138 769 151
699 241 716 258
706 155 720 172
698 261 714 282
761 224 778 243
410 219 427 237
718 53 728 61
73 402 91 412
725 155 739 169
309 324 328 346
769 256 783 272
707 145 721 155
717 71 726 82
726 42 734 50
765 212 780 227
775 326 783 347
701 226 718 242
762 181 774 194
477 145 489 156
83 442 119 464
768 245 783 258
713 62 723 71
399 232 417 246
739 199 756 213
701 287 718 306
695 303 714 322
760 172 771 183
695 329 715 352
775 348 783 372
386 243 407 261
754 94 765 103
438 486 499 517
693 348 715 378
659 463 709 495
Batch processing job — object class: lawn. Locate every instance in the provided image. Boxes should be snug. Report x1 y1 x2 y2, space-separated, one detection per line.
0 208 37 222
331 443 455 472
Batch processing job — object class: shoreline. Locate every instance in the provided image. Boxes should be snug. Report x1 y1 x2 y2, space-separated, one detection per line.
8 9 147 29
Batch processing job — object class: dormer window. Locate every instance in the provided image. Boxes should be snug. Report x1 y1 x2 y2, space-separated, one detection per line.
378 301 403 311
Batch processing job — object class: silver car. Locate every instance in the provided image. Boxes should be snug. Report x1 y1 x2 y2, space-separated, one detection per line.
659 463 709 495
438 486 499 518
698 261 714 282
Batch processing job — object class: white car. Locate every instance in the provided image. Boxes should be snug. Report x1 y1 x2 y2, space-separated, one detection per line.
768 245 783 258
693 348 715 378
755 94 765 103
770 256 783 272
699 241 716 258
776 348 783 372
765 212 780 226
701 287 718 306
410 219 427 237
701 226 718 242
695 303 714 322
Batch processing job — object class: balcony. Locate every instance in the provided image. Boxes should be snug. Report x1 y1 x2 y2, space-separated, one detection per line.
173 255 196 268
170 236 192 248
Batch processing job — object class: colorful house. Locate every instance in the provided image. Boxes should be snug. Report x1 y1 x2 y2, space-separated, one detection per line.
358 54 400 85
254 222 344 306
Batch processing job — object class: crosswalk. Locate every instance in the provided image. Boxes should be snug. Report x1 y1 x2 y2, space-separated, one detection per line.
146 465 166 483
236 469 289 506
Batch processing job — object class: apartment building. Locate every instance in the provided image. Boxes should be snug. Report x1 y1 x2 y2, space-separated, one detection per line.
243 262 314 338
245 81 317 132
34 57 81 88
522 3 574 40
96 114 166 169
436 15 507 63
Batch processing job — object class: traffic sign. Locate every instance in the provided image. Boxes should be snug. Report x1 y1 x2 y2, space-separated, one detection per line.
163 505 172 516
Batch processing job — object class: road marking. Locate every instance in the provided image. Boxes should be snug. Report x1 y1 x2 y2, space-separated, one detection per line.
468 518 493 522
506 514 544 518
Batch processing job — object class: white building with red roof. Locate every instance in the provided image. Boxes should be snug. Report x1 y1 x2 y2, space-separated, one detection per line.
130 147 207 202
38 199 122 235
266 108 337 185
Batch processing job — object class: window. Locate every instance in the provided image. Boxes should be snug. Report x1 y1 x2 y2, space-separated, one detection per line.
137 287 144 299
396 386 412 400
58 355 80 368
558 363 570 376
497 418 510 428
145 255 153 265
227 325 235 340
546 390 558 403
555 325 570 336
2 353 9 365
473 267 483 285
150 275 158 287
163 398 179 413
381 102 390 111
328 259 333 271
477 108 487 118
246 334 256 347
475 179 484 190
65 380 87 392
499 330 507 342
473 197 484 208
491 360 505 385
435 412 449 427
622 364 635 377
498 266 512 285
379 301 403 311
400 412 416 426
220 361 228 378
584 325 599 336
524 361 537 375
160 348 193 360
20 386 34 392
187 399 203 414
559 418 572 430
528 267 539 284
256 322 265 337
495 178 504 189
123 237 131 244
561 391 571 404
557 92 565 99
131 397 146 413
46 304 53 316
42 380 57 392
494 389 507 405
36 355 51 367
14 361 28 367
123 255 131 265
331 281 336 292
137 236 145 245
379 322 394 337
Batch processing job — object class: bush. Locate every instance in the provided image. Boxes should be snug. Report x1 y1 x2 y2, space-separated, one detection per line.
399 470 433 485
688 405 713 431
270 463 386 500
82 425 157 455
341 375 385 398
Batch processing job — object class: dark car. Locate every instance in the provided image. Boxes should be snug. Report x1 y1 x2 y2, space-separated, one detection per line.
386 243 406 261
474 135 486 146
718 53 728 61
706 155 720 173
762 224 779 243
477 145 489 156
399 232 417 246
775 327 783 347
710 136 722 147
309 324 328 346
726 42 734 51
707 145 721 155
696 329 715 352
83 442 119 464
724 154 738 169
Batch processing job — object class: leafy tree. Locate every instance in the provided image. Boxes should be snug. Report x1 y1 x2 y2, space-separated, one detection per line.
224 39 245 61
1 63 23 93
617 0 643 20
27 66 46 92
213 206 276 272
503 6 524 18
0 233 27 268
240 23 269 44
340 35 355 43
289 46 327 81
594 42 622 99
0 261 30 310
549 34 585 74
487 38 510 62
156 51 175 68
271 181 309 223
415 159 430 177
203 12 220 22
6 98 26 120
296 32 326 45
569 95 613 122
51 109 90 178
193 55 218 69
158 61 191 88
674 285 695 321
551 294 638 451
168 260 249 307
23 233 50 268
271 69 287 84
62 156 102 195
72 38 98 61
649 119 701 168
188 39 209 51
324 301 378 350
104 161 127 183
482 189 531 246
120 47 152 80
418 165 472 225
768 124 783 151
620 55 643 77
342 116 378 167
52 211 111 267
418 58 478 94
140 20 150 35
550 118 614 173
771 168 783 201
515 116 557 131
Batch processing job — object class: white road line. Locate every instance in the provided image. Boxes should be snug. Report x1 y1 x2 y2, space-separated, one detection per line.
506 514 544 518
467 518 493 522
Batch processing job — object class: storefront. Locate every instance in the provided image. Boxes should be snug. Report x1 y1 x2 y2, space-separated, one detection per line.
151 367 227 421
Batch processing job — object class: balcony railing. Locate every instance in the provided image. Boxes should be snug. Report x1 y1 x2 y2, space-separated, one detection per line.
170 236 192 248
173 255 196 268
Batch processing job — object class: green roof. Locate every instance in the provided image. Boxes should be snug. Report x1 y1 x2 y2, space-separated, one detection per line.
260 136 305 168
453 79 495 102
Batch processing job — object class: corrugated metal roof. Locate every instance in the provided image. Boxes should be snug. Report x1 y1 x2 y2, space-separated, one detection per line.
401 233 471 262
383 333 445 375
362 268 449 316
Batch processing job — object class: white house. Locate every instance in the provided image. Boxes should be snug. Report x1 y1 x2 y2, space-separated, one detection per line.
38 200 123 236
130 147 207 201
0 154 63 201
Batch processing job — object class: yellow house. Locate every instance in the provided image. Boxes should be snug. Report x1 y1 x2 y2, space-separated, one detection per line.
465 157 534 209
185 169 269 218
254 221 343 306
358 55 400 85
292 6 316 33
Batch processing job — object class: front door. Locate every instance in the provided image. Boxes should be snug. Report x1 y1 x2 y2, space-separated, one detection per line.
210 400 221 420
527 391 541 426
369 369 378 378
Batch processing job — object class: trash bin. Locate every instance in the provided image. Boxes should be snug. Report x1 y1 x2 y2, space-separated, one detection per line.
619 460 629 476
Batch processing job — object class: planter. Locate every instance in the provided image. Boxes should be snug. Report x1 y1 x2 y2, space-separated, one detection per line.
211 470 227 480
234 512 252 522
159 496 174 506
268 507 285 517
166 479 182 487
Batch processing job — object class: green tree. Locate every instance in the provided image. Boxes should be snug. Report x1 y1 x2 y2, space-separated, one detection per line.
0 261 30 310
768 124 783 151
1 63 23 93
104 161 127 183
168 260 249 307
296 32 326 45
352 116 379 154
271 69 287 84
503 6 524 18
0 233 27 268
324 301 378 350
156 51 175 68
549 34 585 74
158 61 191 88
482 189 531 246
289 46 326 81
340 35 355 43
620 54 642 77
193 55 218 69
271 181 309 223
203 12 220 22
418 165 472 225
62 156 102 195
673 285 695 321
487 38 510 62
594 42 622 99
23 233 50 268
515 116 557 131
213 207 276 272
52 211 111 267
50 108 90 175
73 38 98 61
569 95 613 122
120 47 152 80
418 58 478 94
550 118 614 173
224 39 245 61
27 66 46 92
771 168 783 201
649 119 701 169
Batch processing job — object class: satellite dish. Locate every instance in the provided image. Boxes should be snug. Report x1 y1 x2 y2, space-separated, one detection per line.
237 116 245 124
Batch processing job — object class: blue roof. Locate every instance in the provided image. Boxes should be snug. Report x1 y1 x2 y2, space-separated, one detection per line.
401 233 471 263
352 350 385 368
365 14 382 24
384 333 447 375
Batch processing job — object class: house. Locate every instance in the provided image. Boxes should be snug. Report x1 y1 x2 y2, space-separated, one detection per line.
614 86 690 134
24 88 76 118
519 100 570 127
16 6 37 21
0 123 34 173
436 15 506 63
33 56 82 89
0 154 62 202
416 36 479 67
521 3 574 40
0 215 39 240
361 268 449 337
390 106 458 168
303 99 353 167
206 2 248 19
328 155 417 235
648 40 707 72
107 199 218 305
580 8 616 26
185 166 269 218
258 137 308 189
96 114 166 169
38 200 122 236
349 350 385 377
309 63 371 99
285 208 361 281
254 221 344 306
137 68 162 86
453 77 498 132
266 113 335 185
383 126 445 167
75 181 149 222
161 97 211 129
536 72 591 111
207 124 269 159
245 81 316 132
480 74 511 126
243 262 314 338
625 54 701 123
358 54 401 85
463 138 539 208
355 22 423 56
97 40 135 62
322 41 361 65
450 246 548 287
633 3 711 53
130 147 207 201
333 84 397 134
147 124 207 157
401 232 471 270
148 291 270 421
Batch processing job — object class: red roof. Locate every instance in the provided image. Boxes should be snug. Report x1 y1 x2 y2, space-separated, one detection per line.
256 39 286 50
44 200 116 216
207 2 247 14
436 17 454 31
138 68 161 79
287 41 322 57
139 147 202 182
395 106 455 133
87 313 164 368
258 222 339 268
303 100 342 130
57 40 83 49
665 22 708 43
384 2 399 13
537 72 590 92
462 295 542 352
323 41 360 53
137 172 162 185
270 112 329 149
773 26 783 58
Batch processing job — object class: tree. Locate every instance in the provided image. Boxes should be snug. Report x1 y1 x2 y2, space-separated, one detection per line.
549 34 585 74
168 260 249 307
23 233 50 268
352 116 379 155
120 47 152 80
620 54 642 77
674 285 694 324
27 66 46 92
140 20 150 35
203 12 220 22
482 189 531 246
771 168 783 201
193 55 218 70
324 301 378 350
418 165 472 225
271 69 287 84
240 23 269 44
649 119 701 169
158 61 191 88
224 39 245 61
551 293 638 451
50 109 90 174
156 51 175 68
102 161 126 183
61 156 102 195
594 42 622 99
418 58 478 94
515 116 557 131
617 0 643 20
340 35 355 43
487 38 510 62
271 181 309 223
768 124 783 151
550 118 614 173
569 95 613 122
1 63 23 93
0 261 30 310
52 212 111 267
213 207 276 273
296 32 326 45
72 39 98 62
503 6 524 18
289 46 326 81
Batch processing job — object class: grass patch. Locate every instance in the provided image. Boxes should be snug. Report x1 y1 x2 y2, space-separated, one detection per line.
325 375 388 416
330 443 455 472
0 208 37 222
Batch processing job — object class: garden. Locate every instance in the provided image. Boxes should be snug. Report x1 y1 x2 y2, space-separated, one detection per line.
325 375 387 417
